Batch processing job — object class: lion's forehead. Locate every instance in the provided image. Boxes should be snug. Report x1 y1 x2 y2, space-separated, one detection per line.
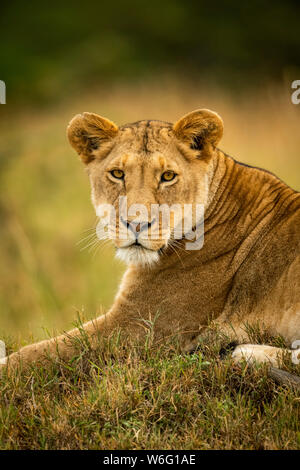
116 152 177 173
118 120 173 154
106 120 182 173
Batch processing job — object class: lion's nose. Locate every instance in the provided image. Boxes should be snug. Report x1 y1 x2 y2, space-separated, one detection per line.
120 216 155 234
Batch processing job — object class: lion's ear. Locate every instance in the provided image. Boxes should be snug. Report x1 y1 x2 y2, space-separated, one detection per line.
173 109 223 150
67 112 118 164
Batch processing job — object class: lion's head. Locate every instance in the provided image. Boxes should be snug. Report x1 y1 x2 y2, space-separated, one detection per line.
67 109 223 266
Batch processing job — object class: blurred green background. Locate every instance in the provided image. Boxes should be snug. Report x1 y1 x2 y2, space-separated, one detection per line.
1 0 300 106
0 1 300 343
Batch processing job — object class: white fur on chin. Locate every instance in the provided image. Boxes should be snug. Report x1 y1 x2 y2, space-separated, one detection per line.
116 246 160 267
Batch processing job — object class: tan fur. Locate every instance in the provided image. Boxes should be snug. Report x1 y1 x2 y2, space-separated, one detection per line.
2 109 300 370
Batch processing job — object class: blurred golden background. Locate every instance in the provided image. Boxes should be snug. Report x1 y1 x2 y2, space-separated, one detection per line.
0 2 300 343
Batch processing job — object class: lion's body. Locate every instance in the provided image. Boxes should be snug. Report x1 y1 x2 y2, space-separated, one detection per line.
1 110 300 369
100 150 300 352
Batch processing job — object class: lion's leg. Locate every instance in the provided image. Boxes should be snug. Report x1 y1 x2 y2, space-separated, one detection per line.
231 343 299 367
207 320 300 367
0 305 145 371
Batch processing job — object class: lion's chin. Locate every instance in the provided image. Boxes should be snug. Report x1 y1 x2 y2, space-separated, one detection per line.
115 245 160 267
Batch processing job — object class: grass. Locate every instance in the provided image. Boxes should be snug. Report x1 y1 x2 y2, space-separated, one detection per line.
0 79 300 449
0 328 299 450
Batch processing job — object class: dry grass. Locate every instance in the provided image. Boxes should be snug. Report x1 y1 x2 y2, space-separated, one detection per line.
0 328 299 450
0 79 299 449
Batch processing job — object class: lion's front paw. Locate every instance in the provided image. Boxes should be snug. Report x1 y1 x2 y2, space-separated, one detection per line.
0 340 6 358
0 340 7 370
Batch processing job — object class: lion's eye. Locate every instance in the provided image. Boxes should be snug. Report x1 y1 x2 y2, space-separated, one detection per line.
110 169 124 180
161 171 176 182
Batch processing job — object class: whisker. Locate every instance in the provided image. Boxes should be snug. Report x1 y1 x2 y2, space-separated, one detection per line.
80 237 101 252
76 232 97 246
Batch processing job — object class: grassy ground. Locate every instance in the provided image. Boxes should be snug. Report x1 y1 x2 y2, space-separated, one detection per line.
0 328 299 450
0 80 299 449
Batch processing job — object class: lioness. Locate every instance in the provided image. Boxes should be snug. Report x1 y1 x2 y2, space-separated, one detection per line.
1 109 300 369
